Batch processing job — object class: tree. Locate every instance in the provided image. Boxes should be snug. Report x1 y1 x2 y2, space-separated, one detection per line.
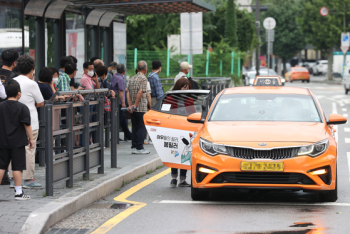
261 0 306 74
225 0 238 48
298 0 350 80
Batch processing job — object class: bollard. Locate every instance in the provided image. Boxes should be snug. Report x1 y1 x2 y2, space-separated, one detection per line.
105 111 111 148
110 97 117 168
38 107 45 166
45 104 54 196
82 100 90 180
97 98 105 174
116 94 120 144
66 102 74 188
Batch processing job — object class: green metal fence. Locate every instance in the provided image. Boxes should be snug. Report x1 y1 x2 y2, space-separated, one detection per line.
126 49 241 79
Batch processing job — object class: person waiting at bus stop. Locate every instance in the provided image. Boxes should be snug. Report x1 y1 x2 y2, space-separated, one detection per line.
147 60 163 107
127 61 150 155
164 77 194 187
111 63 132 141
7 55 44 188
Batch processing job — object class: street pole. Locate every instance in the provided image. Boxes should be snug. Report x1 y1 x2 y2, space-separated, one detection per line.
189 13 193 77
255 0 260 75
343 3 347 75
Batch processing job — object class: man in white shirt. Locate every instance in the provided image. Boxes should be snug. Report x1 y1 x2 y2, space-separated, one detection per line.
174 62 192 84
0 81 6 99
8 55 44 189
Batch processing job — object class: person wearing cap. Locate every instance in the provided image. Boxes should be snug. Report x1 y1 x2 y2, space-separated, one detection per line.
174 62 192 84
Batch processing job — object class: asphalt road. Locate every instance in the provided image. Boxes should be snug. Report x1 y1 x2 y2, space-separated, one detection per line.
50 80 350 234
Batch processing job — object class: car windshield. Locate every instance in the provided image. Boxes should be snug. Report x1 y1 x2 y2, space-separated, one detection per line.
210 94 321 122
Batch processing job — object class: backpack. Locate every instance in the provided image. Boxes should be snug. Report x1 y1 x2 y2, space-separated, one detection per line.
188 77 200 90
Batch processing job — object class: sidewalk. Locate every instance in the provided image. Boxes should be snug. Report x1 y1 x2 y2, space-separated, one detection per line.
0 140 159 234
310 75 342 84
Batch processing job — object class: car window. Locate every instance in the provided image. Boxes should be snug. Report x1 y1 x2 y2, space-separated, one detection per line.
156 93 207 116
210 94 321 122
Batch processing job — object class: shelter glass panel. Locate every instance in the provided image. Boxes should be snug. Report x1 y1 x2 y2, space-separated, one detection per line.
0 1 23 56
66 13 84 78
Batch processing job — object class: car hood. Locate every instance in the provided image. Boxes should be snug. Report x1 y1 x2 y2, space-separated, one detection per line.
202 121 327 145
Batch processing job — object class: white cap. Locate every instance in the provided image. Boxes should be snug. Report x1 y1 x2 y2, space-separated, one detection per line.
180 61 193 70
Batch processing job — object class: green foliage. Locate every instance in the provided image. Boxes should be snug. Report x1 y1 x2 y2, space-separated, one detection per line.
237 9 256 52
261 0 305 62
126 4 255 54
298 0 350 50
126 14 180 50
298 0 350 79
225 0 238 47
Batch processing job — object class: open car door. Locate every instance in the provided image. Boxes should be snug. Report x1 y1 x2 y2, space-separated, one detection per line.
144 90 210 170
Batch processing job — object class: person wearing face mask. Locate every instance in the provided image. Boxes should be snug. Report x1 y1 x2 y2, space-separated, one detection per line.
147 60 164 107
49 67 59 91
80 61 100 90
7 55 45 189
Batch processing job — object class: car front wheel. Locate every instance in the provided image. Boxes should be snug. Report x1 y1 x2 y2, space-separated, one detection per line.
191 175 209 201
319 172 337 202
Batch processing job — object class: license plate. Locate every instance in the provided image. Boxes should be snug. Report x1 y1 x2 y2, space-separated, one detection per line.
240 161 284 172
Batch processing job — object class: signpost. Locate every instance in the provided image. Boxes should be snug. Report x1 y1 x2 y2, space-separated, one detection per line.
263 17 276 75
180 12 203 77
320 7 329 17
341 32 350 76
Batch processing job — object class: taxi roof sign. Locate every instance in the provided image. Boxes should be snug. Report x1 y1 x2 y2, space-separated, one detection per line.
253 76 282 86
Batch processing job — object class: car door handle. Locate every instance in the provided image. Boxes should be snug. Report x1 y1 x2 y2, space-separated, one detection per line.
146 119 161 124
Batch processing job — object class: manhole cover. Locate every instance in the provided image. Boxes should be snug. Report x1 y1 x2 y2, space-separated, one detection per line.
110 203 133 209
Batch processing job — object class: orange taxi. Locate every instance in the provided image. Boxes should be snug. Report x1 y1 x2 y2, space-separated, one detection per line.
144 76 346 202
290 67 310 83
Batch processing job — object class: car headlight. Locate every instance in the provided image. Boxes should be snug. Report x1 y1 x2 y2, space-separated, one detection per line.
297 139 329 157
200 138 228 156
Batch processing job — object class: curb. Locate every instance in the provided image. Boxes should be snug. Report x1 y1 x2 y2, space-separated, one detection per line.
19 157 163 234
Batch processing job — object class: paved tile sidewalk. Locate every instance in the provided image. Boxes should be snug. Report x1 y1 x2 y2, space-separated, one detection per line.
0 141 157 234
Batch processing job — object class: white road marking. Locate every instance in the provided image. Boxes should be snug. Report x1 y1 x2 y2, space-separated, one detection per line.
345 138 350 143
344 128 350 132
347 152 350 183
332 103 339 143
342 108 348 112
332 102 338 114
344 114 349 118
157 200 350 207
340 103 345 107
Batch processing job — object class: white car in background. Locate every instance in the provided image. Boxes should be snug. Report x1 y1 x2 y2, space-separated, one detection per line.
245 69 285 86
313 60 328 76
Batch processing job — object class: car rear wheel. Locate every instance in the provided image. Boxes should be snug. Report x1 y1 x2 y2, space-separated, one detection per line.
302 80 305 83
191 175 209 201
346 89 349 95
319 171 337 202
307 80 310 83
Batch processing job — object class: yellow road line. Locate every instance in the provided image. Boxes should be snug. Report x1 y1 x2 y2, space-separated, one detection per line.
92 168 171 234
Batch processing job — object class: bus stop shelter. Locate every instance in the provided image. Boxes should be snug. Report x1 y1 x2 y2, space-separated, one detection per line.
0 0 215 75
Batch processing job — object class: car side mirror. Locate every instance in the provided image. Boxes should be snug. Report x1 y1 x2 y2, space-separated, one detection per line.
187 113 204 124
327 114 347 125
